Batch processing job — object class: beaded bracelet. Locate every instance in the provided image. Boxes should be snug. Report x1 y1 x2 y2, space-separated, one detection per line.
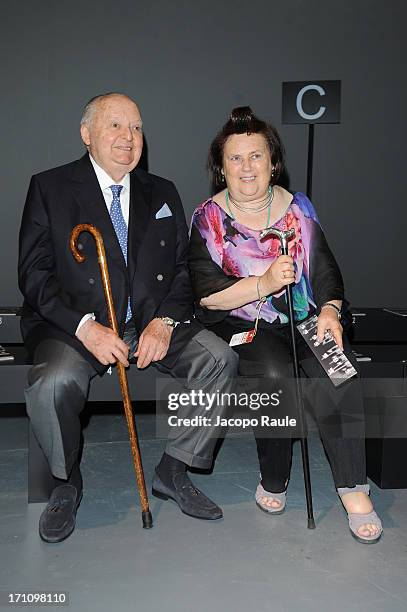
321 302 342 319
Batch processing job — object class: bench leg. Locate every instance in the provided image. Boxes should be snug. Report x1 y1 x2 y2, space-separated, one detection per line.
28 426 55 503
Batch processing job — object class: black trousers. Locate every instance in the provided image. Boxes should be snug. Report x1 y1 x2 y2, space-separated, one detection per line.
211 318 366 493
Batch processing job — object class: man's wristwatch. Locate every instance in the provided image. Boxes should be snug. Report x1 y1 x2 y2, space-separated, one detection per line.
157 316 177 328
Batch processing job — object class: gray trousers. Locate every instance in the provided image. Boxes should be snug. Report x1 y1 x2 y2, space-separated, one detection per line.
25 329 238 479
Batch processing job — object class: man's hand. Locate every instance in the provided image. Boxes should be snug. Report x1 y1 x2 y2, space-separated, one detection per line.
316 307 343 350
77 319 130 366
134 318 173 369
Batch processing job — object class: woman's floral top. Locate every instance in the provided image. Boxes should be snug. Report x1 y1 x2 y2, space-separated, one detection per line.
189 192 344 325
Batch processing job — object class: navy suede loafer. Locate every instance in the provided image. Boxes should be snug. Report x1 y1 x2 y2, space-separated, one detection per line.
39 484 82 543
152 470 223 520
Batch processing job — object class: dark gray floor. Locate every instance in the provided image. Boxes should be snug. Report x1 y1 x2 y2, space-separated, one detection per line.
1 407 407 612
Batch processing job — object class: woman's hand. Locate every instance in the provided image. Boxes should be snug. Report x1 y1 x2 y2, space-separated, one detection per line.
259 255 295 296
316 307 343 349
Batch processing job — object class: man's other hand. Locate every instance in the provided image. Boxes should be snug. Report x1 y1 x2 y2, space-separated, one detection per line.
134 318 173 369
77 320 129 366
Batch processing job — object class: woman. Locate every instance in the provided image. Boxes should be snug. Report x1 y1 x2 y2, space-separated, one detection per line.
188 106 382 543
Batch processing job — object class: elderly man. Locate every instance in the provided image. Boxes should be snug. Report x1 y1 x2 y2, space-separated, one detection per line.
19 93 238 542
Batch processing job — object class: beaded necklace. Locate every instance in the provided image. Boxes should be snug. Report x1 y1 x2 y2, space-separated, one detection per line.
225 186 273 229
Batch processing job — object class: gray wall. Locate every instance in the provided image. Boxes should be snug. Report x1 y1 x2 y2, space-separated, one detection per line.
1 0 406 307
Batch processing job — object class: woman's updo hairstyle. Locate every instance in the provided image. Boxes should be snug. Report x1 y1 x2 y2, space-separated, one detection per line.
208 106 285 189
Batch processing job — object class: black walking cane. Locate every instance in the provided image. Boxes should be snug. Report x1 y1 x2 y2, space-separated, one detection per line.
260 227 315 529
70 223 153 529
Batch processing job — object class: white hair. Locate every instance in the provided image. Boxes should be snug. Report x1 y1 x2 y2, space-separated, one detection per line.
80 92 132 127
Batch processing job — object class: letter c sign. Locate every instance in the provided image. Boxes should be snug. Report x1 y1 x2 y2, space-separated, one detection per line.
282 80 341 124
296 84 326 121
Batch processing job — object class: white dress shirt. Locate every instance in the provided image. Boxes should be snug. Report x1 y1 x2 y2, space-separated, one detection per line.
75 156 131 335
89 155 130 224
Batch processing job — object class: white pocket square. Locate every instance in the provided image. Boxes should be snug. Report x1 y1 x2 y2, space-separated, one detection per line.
155 203 173 219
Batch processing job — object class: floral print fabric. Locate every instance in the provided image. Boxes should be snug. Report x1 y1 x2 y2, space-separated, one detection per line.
190 192 322 324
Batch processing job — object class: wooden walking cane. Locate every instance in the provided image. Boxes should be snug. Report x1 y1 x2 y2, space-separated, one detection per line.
70 223 153 529
260 226 315 529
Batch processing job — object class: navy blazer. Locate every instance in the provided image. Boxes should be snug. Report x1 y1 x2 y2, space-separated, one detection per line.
18 154 201 372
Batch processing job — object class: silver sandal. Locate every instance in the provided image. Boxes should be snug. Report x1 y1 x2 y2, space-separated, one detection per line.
255 483 286 515
337 484 383 544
